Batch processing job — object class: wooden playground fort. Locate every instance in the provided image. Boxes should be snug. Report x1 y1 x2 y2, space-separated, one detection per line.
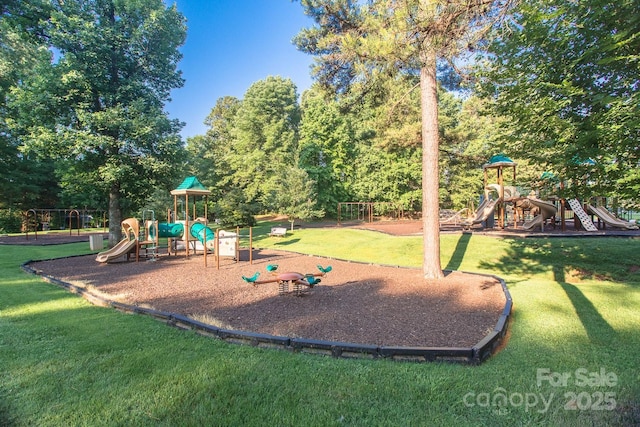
458 154 638 232
336 155 638 233
166 176 254 267
95 176 255 268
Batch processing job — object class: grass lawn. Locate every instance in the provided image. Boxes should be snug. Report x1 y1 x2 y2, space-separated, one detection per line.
1 227 639 426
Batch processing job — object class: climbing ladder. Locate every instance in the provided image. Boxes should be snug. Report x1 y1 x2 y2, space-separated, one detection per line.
567 199 598 231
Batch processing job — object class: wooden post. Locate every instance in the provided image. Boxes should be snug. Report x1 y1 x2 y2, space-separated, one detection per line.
173 200 177 255
204 221 207 267
249 227 253 265
483 168 488 200
236 226 240 263
498 167 505 229
173 197 177 220
215 228 220 270
184 194 189 257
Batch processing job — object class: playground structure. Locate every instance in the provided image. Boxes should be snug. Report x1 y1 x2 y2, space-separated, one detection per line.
481 155 517 229
520 198 558 231
439 155 559 230
458 155 639 233
94 215 243 263
96 176 252 266
335 154 637 233
461 197 502 229
165 176 214 258
242 264 332 296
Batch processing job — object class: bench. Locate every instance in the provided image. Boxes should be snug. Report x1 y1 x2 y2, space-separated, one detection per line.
269 227 288 237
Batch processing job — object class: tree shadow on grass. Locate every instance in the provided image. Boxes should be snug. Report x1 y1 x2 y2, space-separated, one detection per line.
272 238 301 246
479 238 621 345
552 265 617 345
444 232 472 271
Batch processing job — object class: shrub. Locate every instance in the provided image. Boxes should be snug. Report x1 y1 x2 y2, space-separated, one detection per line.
0 210 22 234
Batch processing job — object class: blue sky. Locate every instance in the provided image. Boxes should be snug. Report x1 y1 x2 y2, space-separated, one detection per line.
165 1 315 139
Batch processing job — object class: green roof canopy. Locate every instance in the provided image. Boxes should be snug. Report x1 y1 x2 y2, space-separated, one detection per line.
483 154 517 169
540 171 559 182
170 176 211 196
570 155 596 166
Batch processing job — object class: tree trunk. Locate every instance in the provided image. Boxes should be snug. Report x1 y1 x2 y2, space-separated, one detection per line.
420 51 444 279
108 185 122 247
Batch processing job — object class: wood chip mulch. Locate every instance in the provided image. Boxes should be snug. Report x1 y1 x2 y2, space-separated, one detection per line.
29 247 506 348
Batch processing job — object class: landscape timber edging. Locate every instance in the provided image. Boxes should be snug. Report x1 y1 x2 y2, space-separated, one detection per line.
21 257 512 365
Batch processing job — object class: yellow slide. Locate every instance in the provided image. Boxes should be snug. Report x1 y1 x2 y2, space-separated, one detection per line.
95 238 137 263
95 217 140 263
462 198 502 227
522 199 557 231
587 205 639 230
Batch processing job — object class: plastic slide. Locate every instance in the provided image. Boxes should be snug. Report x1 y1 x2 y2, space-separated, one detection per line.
521 199 558 231
462 198 501 227
95 238 137 263
486 184 520 200
440 208 471 225
190 222 216 249
587 205 639 230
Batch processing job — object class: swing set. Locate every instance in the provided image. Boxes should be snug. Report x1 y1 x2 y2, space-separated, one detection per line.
336 202 413 225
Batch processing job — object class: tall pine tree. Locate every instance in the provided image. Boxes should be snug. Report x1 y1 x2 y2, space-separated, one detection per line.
296 0 515 278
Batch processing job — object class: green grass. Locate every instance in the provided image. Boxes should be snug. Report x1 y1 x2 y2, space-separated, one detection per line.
1 229 639 426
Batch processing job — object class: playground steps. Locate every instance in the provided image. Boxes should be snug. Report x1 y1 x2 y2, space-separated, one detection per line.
567 199 598 231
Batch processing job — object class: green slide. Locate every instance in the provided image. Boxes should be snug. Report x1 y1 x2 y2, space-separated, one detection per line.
158 222 216 249
190 222 216 247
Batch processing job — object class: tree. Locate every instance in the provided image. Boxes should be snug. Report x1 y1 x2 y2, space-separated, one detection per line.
186 96 260 226
187 96 242 195
298 86 356 215
481 0 640 203
9 0 186 245
270 166 324 230
187 96 242 191
230 76 301 209
351 145 422 210
295 0 515 278
0 1 60 210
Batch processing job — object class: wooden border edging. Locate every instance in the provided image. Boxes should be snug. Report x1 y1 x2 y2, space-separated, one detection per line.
21 258 512 365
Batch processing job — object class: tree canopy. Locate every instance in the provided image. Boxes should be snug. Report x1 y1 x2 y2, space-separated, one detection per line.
2 0 187 243
481 0 640 204
3 0 639 245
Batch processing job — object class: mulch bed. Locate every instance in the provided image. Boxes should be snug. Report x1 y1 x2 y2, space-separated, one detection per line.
12 219 639 350
27 248 505 349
